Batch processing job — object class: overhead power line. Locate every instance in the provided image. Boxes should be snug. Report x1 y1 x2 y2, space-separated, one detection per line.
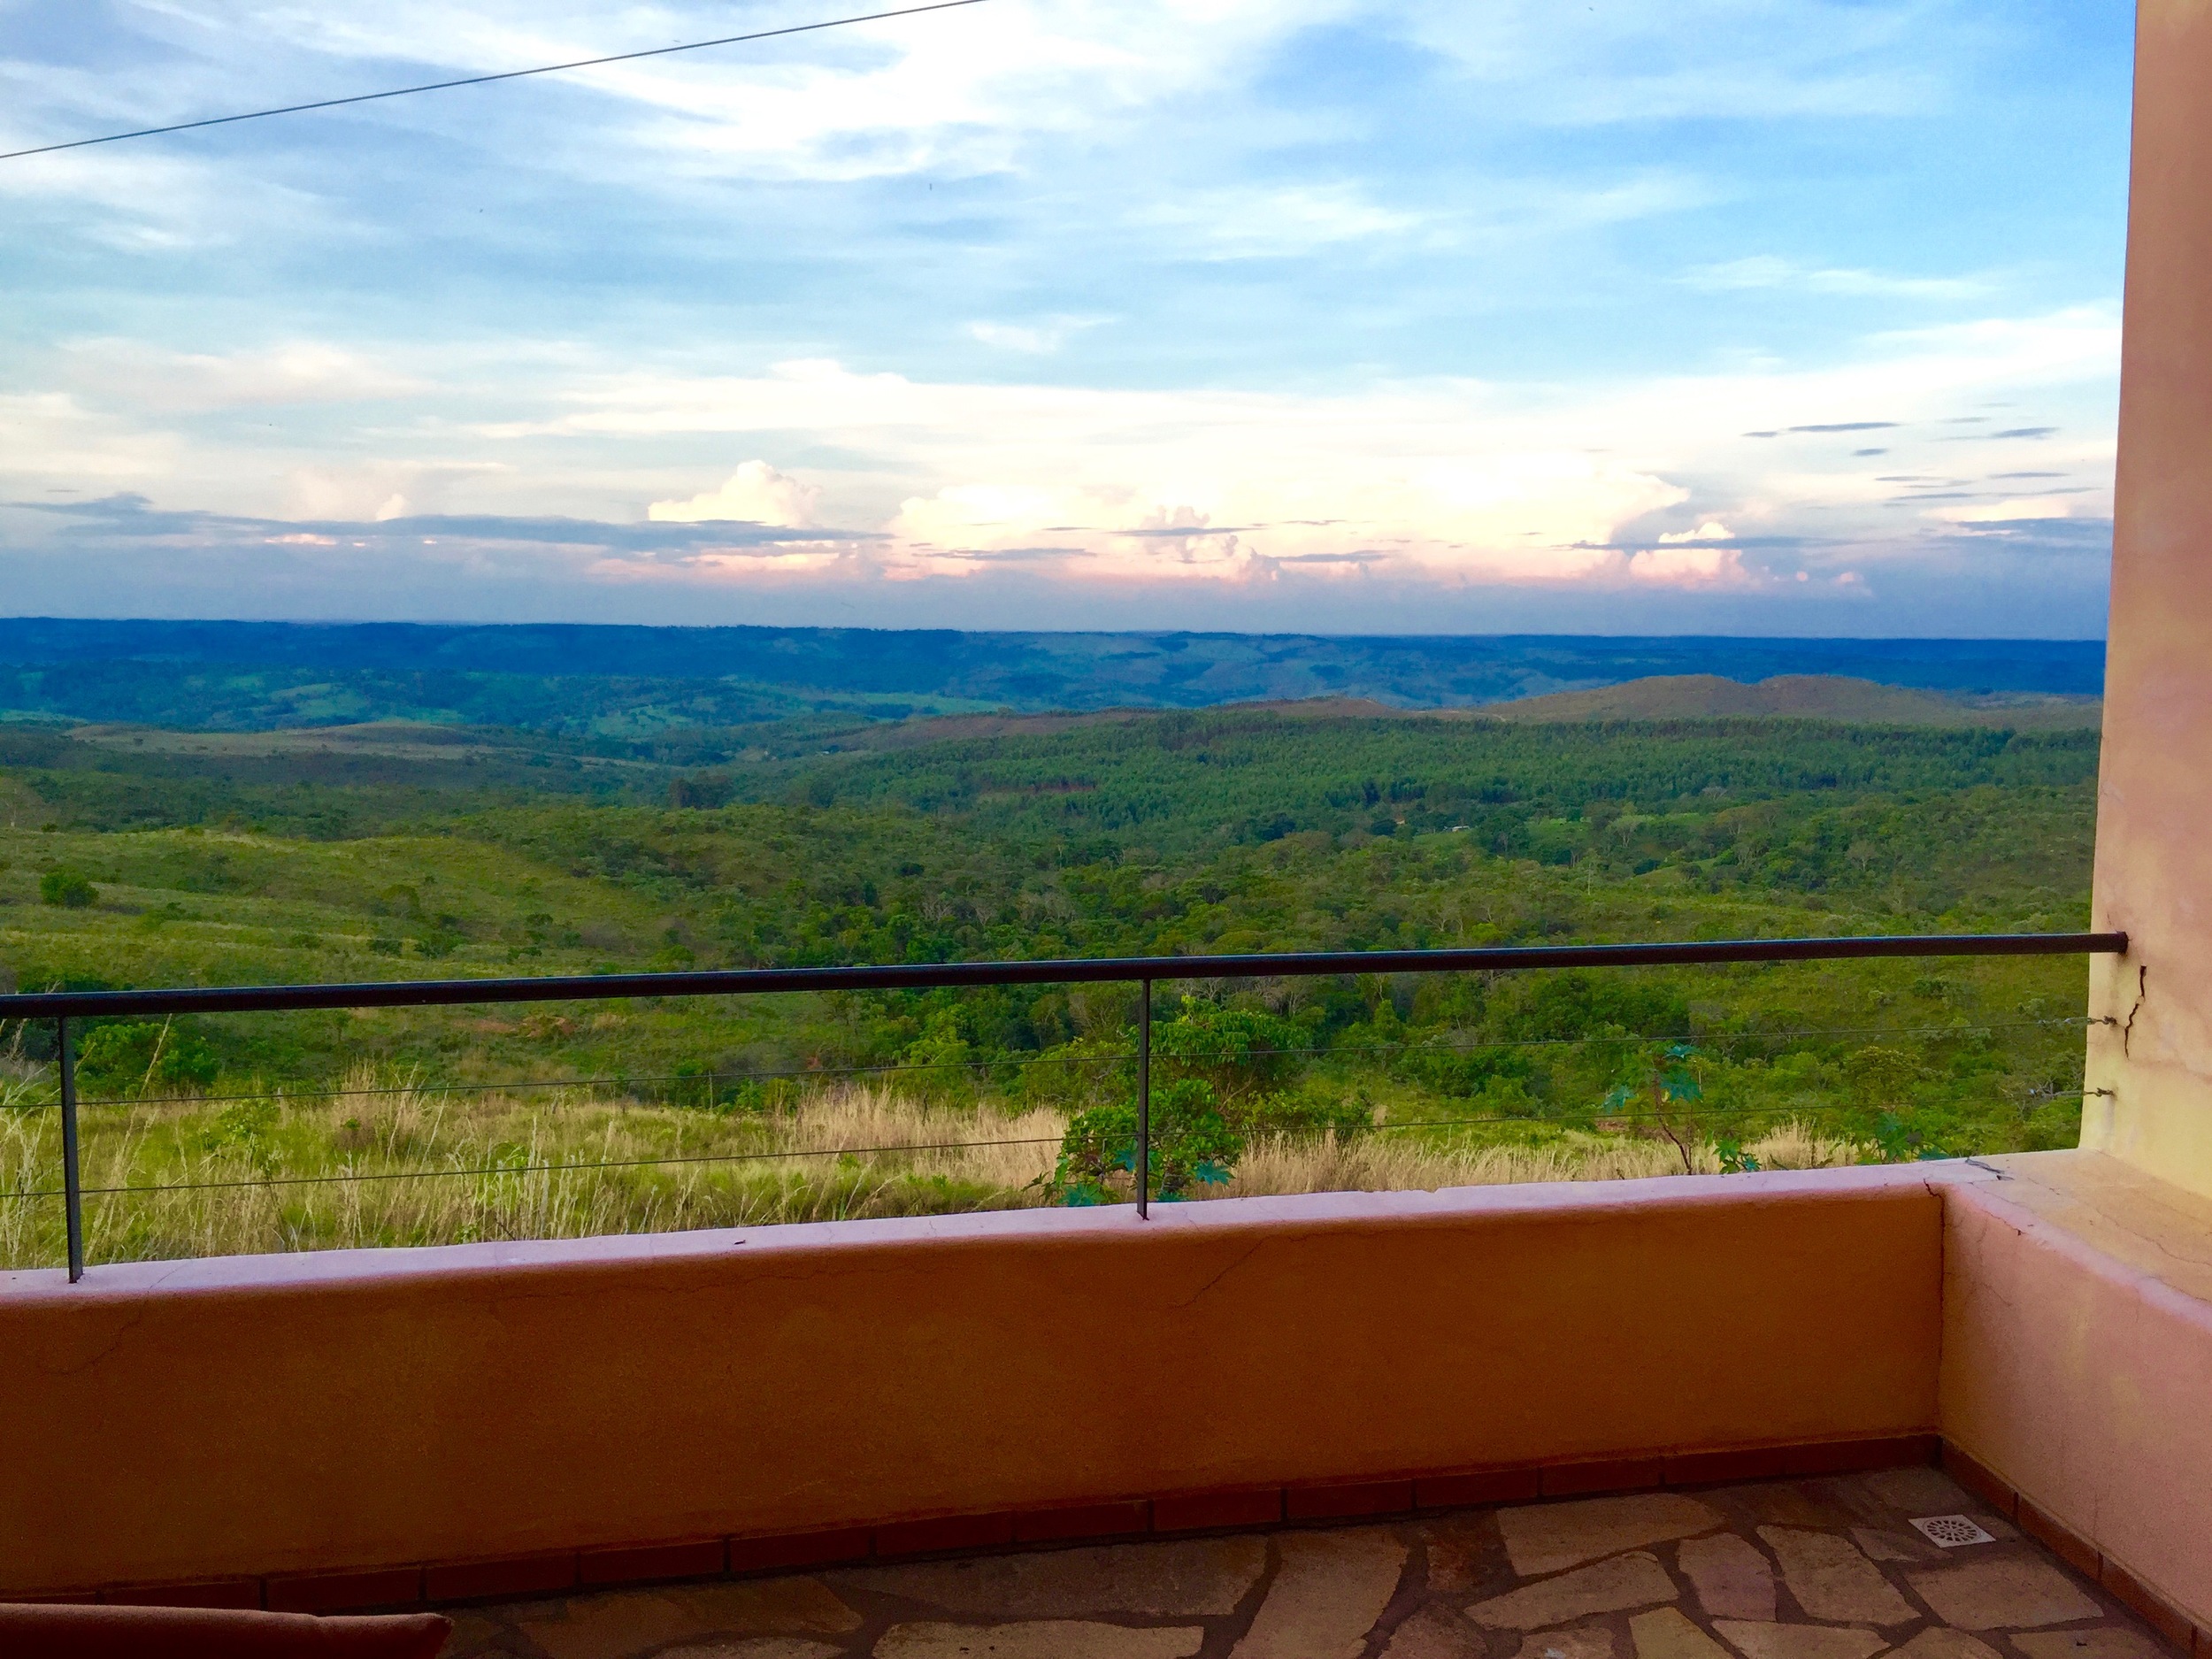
0 0 989 165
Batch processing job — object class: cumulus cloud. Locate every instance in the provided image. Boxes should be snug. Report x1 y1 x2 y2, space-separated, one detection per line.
649 460 821 529
1658 520 1733 544
5 297 2116 611
1627 545 1747 583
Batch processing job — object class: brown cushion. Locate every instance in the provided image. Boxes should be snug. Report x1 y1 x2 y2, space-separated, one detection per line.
0 1603 449 1658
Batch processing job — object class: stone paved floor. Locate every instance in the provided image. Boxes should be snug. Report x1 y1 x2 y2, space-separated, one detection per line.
442 1470 2180 1659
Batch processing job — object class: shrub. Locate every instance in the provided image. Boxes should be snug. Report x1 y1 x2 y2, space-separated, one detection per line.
1151 996 1308 1105
1052 1077 1241 1205
75 1020 221 1095
39 869 96 908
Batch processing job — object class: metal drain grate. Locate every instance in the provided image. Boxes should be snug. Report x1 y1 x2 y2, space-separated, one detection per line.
1911 1514 1998 1548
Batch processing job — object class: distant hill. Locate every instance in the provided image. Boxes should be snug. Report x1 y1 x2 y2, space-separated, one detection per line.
1485 674 2104 728
0 618 2104 732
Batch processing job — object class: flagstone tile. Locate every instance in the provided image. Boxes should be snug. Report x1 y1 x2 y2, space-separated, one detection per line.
1379 1607 1487 1658
1907 1558 2104 1632
1513 1624 1621 1659
2012 1628 2175 1659
1423 1516 1506 1594
1712 1620 1890 1659
441 1612 525 1659
875 1620 1203 1657
523 1580 860 1659
439 1471 2167 1659
1847 1529 1927 1565
1760 1528 1917 1626
1724 1488 1855 1530
1632 1605 1734 1659
1230 1529 1410 1659
1861 1469 1976 1517
1467 1552 1679 1629
1498 1495 1726 1578
1887 1627 2003 1659
1678 1532 1777 1622
836 1535 1267 1617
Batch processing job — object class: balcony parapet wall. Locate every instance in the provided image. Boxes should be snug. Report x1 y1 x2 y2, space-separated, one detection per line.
0 1167 1944 1602
1940 1151 2212 1643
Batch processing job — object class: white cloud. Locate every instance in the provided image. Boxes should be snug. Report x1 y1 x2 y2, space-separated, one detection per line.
1680 257 1990 301
964 318 1109 355
1394 0 1947 124
1134 182 1429 260
649 460 821 528
1627 545 1748 583
1929 495 2097 525
1658 519 1734 543
56 340 423 412
8 297 2116 605
144 0 1356 185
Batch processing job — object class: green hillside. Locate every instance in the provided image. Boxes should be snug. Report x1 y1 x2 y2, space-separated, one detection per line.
1487 674 2101 728
0 702 2103 1263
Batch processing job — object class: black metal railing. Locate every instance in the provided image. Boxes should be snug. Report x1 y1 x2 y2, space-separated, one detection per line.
0 929 2127 1282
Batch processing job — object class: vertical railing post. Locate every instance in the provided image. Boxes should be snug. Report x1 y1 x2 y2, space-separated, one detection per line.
58 1016 84 1283
1136 977 1151 1220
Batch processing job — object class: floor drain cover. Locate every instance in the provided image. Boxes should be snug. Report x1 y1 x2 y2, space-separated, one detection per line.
1911 1514 1998 1548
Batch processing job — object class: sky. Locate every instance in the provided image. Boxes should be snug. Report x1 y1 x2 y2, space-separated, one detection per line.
0 0 2136 637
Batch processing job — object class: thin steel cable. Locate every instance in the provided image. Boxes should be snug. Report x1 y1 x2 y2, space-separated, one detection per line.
0 0 988 164
0 1102 1858 1202
1371 1105 1810 1133
2 1132 1069 1201
8 1014 2090 1113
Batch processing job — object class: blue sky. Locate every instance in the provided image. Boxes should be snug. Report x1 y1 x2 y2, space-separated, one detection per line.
0 0 2134 635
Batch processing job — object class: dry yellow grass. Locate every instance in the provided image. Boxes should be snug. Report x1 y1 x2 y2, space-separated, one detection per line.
0 1069 1866 1271
1220 1121 1864 1198
0 1076 1067 1269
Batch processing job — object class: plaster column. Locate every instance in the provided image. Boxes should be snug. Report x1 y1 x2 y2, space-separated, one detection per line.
2084 0 2212 1195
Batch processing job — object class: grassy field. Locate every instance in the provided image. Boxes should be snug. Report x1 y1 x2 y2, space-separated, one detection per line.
0 1071 1865 1269
0 699 2101 1269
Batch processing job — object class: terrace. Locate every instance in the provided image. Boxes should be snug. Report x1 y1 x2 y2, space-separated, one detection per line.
7 2 2212 1655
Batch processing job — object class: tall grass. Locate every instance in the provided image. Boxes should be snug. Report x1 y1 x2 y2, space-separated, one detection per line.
0 1070 1865 1271
1222 1120 1863 1197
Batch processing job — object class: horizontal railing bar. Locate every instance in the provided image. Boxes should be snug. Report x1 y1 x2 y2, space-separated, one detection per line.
0 931 2126 1021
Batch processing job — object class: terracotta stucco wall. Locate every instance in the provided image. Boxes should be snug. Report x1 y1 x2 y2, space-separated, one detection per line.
0 1170 1941 1600
1939 1152 2212 1631
2084 0 2212 1196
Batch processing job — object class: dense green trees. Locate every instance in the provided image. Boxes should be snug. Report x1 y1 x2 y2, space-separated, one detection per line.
1 707 2097 1164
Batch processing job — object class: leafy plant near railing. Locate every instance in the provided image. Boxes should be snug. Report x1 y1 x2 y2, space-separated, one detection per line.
1604 1041 1706 1173
1712 1134 1761 1174
1050 1078 1241 1206
1048 997 1304 1203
